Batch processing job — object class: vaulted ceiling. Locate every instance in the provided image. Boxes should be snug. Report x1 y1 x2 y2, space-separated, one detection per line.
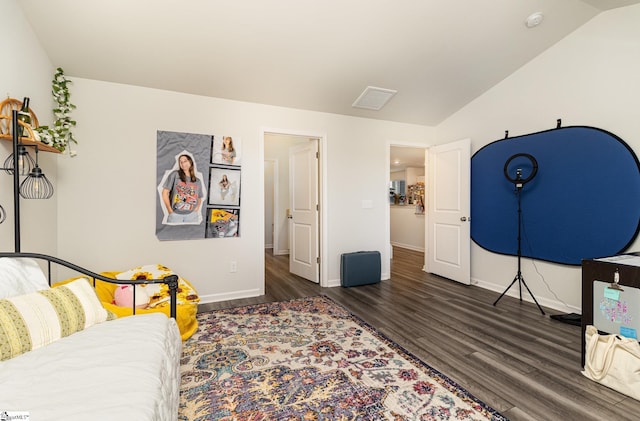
17 0 640 126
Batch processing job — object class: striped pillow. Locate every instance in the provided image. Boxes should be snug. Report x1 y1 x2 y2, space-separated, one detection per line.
0 277 110 361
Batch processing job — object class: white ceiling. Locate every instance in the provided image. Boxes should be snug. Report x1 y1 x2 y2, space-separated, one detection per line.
17 0 640 128
390 146 426 172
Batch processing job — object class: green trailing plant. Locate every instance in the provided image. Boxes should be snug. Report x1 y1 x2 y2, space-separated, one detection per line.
35 67 77 154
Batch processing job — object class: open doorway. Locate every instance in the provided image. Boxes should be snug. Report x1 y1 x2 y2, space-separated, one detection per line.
263 130 327 286
388 145 427 258
384 140 471 284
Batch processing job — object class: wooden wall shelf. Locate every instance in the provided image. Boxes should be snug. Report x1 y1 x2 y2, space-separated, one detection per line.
0 98 60 154
0 132 61 154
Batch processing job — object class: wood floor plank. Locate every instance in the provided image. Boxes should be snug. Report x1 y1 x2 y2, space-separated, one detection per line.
198 247 640 420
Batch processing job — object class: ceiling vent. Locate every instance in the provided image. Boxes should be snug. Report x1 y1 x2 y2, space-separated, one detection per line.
352 86 397 111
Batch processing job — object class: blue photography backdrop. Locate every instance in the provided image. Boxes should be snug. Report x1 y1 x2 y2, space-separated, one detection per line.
471 126 640 265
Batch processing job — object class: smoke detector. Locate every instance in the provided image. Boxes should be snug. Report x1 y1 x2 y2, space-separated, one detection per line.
525 12 544 28
352 86 397 111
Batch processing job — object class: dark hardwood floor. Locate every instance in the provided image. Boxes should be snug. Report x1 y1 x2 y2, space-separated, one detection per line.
198 247 640 420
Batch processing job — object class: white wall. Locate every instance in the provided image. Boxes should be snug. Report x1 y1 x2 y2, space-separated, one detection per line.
390 206 425 251
0 0 56 255
405 167 424 185
390 171 404 182
56 78 433 302
436 5 640 312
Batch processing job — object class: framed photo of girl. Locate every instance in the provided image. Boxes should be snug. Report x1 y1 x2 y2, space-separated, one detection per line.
208 166 241 207
211 135 242 166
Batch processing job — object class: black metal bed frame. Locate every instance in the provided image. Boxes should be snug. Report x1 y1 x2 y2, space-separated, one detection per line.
2 110 179 319
0 252 179 319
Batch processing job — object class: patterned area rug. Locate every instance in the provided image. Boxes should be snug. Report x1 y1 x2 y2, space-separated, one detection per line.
179 295 507 420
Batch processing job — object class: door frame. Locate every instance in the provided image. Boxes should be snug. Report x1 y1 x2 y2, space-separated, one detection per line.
260 127 328 287
264 158 278 253
385 140 429 277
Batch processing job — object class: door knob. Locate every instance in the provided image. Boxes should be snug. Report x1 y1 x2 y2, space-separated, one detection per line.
460 216 467 222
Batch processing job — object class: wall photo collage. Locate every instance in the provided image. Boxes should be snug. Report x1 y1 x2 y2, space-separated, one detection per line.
156 131 242 241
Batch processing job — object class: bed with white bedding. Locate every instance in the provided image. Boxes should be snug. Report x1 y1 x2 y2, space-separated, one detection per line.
0 255 182 420
0 313 182 421
0 312 181 421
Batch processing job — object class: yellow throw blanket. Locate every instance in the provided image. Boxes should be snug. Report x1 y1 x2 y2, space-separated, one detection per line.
55 264 199 341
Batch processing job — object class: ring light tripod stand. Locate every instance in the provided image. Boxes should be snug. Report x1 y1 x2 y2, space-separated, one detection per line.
493 153 545 315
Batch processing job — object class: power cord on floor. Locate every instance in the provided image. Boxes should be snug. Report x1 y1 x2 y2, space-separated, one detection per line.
520 211 573 311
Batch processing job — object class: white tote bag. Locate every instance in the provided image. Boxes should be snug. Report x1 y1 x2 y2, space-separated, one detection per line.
582 325 640 400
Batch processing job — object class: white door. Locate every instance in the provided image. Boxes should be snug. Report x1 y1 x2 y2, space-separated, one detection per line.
427 138 471 284
289 140 319 283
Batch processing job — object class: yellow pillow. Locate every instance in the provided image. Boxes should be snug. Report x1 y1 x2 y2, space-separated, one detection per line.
0 278 110 361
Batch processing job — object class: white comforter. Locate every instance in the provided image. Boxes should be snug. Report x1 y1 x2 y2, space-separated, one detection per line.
0 312 181 421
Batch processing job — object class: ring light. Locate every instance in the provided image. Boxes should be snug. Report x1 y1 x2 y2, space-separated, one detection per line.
503 153 538 185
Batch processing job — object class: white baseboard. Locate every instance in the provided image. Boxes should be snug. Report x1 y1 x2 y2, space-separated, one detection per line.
198 288 263 305
326 278 341 288
200 266 579 314
390 242 425 252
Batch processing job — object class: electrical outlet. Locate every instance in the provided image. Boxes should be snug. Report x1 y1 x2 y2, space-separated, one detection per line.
230 261 237 273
